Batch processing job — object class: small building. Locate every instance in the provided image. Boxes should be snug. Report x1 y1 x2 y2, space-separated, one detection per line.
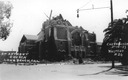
18 34 38 53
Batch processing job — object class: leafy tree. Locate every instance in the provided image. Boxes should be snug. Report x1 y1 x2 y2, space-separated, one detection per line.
101 17 128 65
0 1 13 40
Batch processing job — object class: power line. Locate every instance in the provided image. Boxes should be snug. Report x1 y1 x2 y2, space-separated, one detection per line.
79 7 110 11
78 0 92 9
77 6 110 18
77 1 110 18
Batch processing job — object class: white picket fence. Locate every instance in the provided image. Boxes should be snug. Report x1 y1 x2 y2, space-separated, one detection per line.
0 53 39 65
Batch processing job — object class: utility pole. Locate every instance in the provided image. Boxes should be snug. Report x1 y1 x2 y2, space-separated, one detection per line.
77 0 115 68
110 0 115 68
110 0 113 26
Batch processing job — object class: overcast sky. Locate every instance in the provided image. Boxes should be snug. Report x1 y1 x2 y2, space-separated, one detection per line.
0 0 128 51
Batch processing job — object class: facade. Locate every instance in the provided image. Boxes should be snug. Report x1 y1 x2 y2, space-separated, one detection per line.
36 25 71 61
18 14 98 61
70 27 96 58
18 34 38 53
18 27 97 61
35 24 97 61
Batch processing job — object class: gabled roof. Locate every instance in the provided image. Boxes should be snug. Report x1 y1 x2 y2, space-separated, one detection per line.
24 34 38 40
20 34 38 43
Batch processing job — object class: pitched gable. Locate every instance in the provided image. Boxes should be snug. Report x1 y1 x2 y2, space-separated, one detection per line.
20 34 38 43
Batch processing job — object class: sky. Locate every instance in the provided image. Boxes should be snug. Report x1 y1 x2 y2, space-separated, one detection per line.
0 0 128 51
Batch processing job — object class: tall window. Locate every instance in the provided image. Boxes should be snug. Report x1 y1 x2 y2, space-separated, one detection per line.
72 32 82 46
56 27 67 39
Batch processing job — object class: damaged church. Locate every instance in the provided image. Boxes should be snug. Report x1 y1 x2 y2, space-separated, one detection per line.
18 14 97 61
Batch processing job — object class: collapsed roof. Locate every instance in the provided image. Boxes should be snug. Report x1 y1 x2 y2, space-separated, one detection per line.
42 14 72 30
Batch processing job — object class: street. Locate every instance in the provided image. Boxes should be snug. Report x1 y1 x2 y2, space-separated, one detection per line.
0 62 128 80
